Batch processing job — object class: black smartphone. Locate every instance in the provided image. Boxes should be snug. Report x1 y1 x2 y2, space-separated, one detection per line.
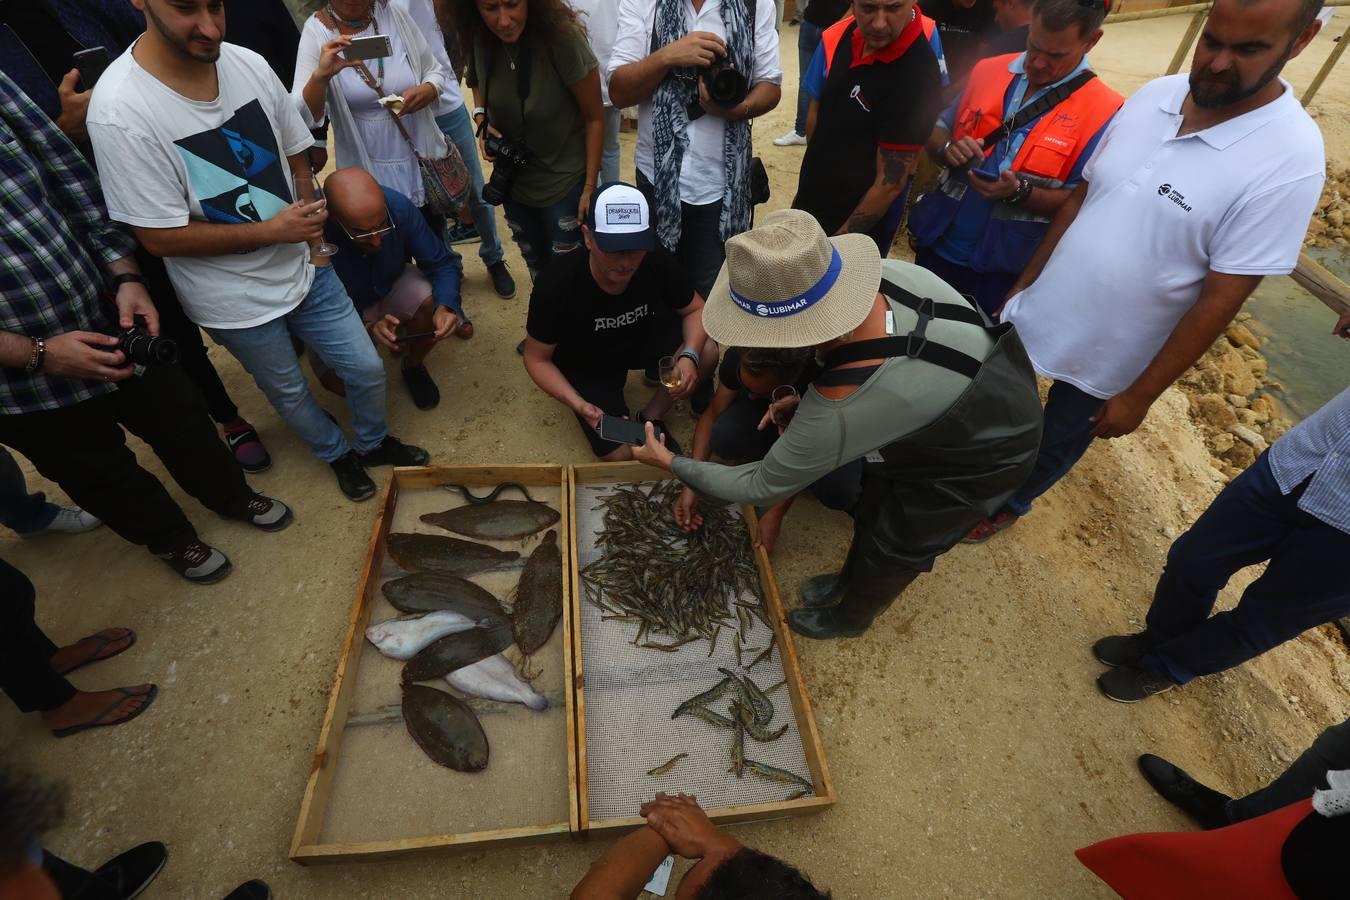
393 330 437 344
73 46 111 91
342 35 393 61
598 415 663 447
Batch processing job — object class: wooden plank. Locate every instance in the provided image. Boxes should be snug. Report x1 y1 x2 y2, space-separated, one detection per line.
1302 20 1350 106
561 466 581 836
290 473 399 857
391 464 565 490
292 822 571 865
1165 8 1208 75
1291 252 1350 317
568 466 591 833
584 796 838 838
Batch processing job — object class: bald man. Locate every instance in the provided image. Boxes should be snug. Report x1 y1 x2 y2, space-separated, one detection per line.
322 169 466 410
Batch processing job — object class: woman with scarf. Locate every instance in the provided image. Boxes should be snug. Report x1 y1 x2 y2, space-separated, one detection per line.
439 0 605 282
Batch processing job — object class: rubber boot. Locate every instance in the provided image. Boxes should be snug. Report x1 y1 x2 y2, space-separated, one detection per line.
798 572 845 608
789 570 919 639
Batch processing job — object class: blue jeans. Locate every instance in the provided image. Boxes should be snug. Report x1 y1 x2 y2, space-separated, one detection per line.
601 105 622 186
0 447 57 534
1002 379 1101 516
436 107 505 267
206 266 388 463
914 247 1016 320
1141 452 1350 685
503 180 585 281
795 21 824 135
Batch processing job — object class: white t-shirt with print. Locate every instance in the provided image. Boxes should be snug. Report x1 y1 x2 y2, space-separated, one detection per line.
1003 75 1324 400
87 42 316 330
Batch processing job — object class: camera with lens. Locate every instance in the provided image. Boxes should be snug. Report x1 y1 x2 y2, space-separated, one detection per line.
117 326 180 367
481 134 532 206
686 58 750 121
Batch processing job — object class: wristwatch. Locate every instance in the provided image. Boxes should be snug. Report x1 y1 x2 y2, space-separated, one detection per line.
109 273 147 290
677 348 700 367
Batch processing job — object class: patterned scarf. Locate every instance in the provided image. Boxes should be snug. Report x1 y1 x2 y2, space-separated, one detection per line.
649 0 754 251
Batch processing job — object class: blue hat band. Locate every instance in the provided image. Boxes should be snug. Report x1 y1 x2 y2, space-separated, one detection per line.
728 247 842 319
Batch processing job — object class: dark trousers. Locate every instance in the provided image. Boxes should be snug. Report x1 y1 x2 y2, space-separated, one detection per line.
914 247 1018 321
0 366 253 554
141 249 240 426
43 850 118 900
0 447 58 534
1140 452 1350 685
1002 379 1102 517
635 170 727 300
1228 715 1350 822
0 558 76 713
502 181 586 281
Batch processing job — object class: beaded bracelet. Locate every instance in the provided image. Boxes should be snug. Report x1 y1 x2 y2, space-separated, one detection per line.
25 336 45 373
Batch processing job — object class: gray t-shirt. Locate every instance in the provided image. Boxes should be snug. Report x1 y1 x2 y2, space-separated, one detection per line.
88 42 316 329
671 260 996 506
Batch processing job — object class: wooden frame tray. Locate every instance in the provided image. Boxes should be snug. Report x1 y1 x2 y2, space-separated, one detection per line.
568 462 836 834
290 465 576 864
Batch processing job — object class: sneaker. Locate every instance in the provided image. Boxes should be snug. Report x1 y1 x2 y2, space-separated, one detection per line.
773 130 807 147
961 511 1019 544
401 364 441 410
223 422 272 473
1097 665 1176 703
23 506 101 536
1093 631 1152 667
239 495 293 532
358 435 430 468
1136 753 1233 830
158 542 232 584
446 221 480 245
488 261 517 299
93 841 168 900
222 880 271 900
330 451 376 501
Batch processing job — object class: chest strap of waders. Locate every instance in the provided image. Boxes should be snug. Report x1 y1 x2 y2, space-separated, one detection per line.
816 284 985 386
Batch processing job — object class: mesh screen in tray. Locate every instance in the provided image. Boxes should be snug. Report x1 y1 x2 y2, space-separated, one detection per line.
576 481 814 821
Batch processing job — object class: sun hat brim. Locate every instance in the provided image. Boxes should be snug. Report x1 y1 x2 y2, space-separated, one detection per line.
701 233 882 349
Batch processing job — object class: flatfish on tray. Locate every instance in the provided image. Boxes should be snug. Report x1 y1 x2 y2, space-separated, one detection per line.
512 529 562 654
402 623 514 683
382 572 510 628
445 654 548 711
366 610 480 660
420 501 560 541
385 533 519 576
401 684 489 771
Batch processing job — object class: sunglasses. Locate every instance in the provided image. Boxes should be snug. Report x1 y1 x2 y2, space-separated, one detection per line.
340 214 395 241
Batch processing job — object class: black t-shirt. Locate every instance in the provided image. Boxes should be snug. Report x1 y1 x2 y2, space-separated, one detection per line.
923 0 998 83
980 24 1030 61
717 348 821 396
794 18 942 240
803 0 852 28
526 247 694 372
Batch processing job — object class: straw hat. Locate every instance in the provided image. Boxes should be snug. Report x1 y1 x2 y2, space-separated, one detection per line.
702 209 881 349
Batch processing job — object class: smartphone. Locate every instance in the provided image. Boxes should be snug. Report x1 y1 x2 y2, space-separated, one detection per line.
73 47 111 91
598 415 663 447
342 35 393 62
394 330 437 344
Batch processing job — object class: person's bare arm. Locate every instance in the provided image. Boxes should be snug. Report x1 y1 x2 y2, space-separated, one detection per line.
134 153 326 257
1005 179 1087 298
836 147 915 236
569 69 606 218
570 825 672 900
1091 270 1263 438
609 32 726 108
523 337 603 429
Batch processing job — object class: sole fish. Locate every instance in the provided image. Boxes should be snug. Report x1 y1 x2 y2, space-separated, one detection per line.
386 533 520 576
366 610 480 660
403 623 514 683
401 684 489 771
512 530 562 654
420 501 560 541
444 653 548 711
382 572 510 628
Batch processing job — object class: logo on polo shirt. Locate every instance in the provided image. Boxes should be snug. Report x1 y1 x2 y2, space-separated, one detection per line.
1157 183 1193 213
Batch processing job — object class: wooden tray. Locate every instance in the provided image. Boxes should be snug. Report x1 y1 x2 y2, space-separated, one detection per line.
290 465 576 864
568 462 837 834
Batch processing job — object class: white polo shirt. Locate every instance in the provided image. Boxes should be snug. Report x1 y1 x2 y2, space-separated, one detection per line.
1004 74 1324 400
608 0 782 205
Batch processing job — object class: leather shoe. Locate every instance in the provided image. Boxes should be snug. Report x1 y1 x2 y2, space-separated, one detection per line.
1093 631 1152 667
358 436 430 467
93 841 167 900
1137 753 1232 829
330 451 376 502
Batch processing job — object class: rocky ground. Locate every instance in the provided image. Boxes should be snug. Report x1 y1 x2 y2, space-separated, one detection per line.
1305 166 1350 249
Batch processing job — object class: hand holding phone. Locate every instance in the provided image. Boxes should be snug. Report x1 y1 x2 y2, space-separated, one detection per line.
342 35 393 62
598 414 664 447
73 47 110 91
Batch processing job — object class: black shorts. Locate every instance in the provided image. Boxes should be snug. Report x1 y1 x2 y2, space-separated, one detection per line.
560 359 676 457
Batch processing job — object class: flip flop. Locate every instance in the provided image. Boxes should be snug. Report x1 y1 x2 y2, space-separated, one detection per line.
52 685 158 739
54 628 137 676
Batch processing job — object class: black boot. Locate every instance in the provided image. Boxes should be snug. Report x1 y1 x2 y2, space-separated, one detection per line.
789 570 918 639
798 572 845 608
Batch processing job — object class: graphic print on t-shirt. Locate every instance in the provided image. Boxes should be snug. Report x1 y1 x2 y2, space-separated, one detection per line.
173 99 292 225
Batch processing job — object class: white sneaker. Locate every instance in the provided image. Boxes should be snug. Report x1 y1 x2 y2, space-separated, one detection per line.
773 130 807 147
28 506 102 536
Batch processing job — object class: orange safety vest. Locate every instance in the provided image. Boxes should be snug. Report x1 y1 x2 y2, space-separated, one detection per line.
819 13 941 78
952 53 1122 184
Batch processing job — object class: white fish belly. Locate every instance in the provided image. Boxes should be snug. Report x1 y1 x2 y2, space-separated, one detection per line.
444 654 548 711
365 610 478 659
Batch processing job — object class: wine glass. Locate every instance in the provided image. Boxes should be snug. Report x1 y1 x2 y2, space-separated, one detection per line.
770 385 799 427
659 355 686 414
296 170 339 258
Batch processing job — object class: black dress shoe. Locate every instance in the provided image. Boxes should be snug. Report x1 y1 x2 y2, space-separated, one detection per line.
358 435 430 467
1098 665 1176 703
222 880 271 900
93 841 168 900
1093 631 1152 667
488 261 516 299
401 364 440 410
330 451 376 501
1137 753 1233 830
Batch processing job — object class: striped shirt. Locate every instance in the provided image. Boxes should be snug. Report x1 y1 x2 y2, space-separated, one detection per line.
1268 386 1350 535
0 71 130 414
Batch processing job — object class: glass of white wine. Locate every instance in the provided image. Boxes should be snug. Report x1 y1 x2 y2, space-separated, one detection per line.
770 384 799 427
295 170 338 259
659 355 686 414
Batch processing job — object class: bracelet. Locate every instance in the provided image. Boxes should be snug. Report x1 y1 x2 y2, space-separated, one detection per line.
941 139 953 160
472 106 486 121
25 337 45 374
677 348 700 367
110 273 147 288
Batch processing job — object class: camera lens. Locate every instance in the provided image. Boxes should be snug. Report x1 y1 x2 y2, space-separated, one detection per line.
705 65 748 107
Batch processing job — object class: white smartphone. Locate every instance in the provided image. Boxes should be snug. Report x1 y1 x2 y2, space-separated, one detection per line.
342 35 393 61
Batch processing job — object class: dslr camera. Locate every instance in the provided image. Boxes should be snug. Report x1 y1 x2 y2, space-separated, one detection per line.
687 58 750 121
481 133 532 206
117 326 180 367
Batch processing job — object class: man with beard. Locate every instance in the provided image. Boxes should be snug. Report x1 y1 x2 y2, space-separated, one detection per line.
320 168 464 410
963 0 1327 545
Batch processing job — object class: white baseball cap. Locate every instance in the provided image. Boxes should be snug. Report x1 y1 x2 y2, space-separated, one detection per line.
586 182 655 252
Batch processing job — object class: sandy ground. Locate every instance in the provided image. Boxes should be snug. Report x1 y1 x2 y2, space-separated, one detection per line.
4 13 1350 899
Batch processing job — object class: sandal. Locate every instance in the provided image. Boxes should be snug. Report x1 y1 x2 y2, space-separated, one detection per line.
53 628 137 676
52 685 158 739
